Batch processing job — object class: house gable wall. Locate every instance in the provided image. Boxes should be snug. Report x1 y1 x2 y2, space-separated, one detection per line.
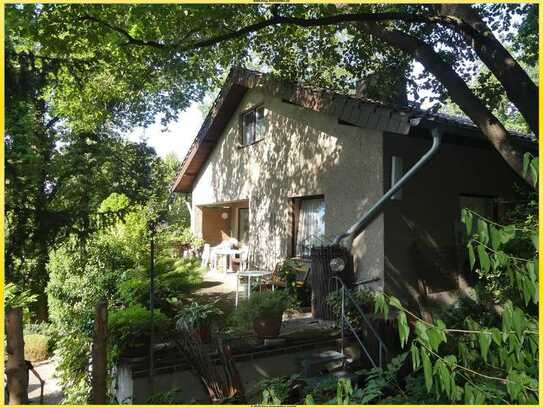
191 87 384 284
382 131 524 309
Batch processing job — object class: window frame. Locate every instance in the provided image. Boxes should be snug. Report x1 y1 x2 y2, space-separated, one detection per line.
237 207 249 243
239 104 266 147
290 194 325 258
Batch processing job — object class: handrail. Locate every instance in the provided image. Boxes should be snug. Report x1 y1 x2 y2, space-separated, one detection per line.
331 276 389 368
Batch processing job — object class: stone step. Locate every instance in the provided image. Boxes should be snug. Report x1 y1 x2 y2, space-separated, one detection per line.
301 350 346 376
329 367 359 383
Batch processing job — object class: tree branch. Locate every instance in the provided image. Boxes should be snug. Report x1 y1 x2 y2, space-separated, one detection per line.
436 5 538 137
81 14 166 48
357 21 531 186
45 116 60 130
77 8 535 184
82 11 458 53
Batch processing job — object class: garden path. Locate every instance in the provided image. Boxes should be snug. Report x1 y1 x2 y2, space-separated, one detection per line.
28 357 63 404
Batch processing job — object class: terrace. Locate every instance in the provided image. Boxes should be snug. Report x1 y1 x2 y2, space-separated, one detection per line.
113 247 397 404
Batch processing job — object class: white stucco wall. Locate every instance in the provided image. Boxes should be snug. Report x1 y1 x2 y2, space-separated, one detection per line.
190 87 384 284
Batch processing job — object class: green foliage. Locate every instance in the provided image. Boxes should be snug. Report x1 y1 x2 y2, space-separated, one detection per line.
307 361 395 404
327 287 375 326
24 334 51 362
47 193 198 402
275 258 307 295
382 374 449 404
175 300 223 331
371 169 539 404
117 257 204 312
168 228 205 250
98 192 131 213
257 374 303 405
349 352 409 404
523 152 539 189
232 290 293 328
256 354 408 405
6 4 536 134
108 305 170 353
4 282 38 309
461 169 538 306
47 234 130 403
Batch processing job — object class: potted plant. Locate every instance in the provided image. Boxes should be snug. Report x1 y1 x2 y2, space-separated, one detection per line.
175 300 223 343
235 291 292 338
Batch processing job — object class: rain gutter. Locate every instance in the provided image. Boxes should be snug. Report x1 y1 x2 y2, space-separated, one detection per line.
334 126 442 249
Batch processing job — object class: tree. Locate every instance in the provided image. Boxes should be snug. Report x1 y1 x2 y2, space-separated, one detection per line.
6 4 538 184
4 284 38 404
5 36 168 318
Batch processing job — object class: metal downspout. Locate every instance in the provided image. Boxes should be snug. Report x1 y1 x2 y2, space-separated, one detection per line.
334 127 442 248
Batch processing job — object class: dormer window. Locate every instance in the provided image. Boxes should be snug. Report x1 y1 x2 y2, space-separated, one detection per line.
241 106 266 146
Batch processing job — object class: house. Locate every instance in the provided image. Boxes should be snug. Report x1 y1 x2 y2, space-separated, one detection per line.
171 68 535 308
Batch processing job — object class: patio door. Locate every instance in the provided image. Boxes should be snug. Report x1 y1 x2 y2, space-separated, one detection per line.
202 207 231 245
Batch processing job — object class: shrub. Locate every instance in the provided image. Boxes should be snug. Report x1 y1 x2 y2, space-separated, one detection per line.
108 305 171 355
327 288 375 326
233 290 293 328
169 228 204 251
175 300 223 330
24 334 51 362
47 194 199 402
117 257 204 313
47 237 127 403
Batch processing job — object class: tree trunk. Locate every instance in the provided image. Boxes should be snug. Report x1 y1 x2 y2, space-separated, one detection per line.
436 4 538 136
90 301 108 404
5 308 27 405
358 22 531 186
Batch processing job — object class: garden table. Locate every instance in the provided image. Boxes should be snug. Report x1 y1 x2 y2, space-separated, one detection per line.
235 270 273 307
213 247 241 273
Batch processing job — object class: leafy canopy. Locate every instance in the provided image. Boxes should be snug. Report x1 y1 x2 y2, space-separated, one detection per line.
6 4 537 132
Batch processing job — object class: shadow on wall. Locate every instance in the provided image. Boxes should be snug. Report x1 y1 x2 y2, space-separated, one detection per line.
385 214 470 316
208 106 344 269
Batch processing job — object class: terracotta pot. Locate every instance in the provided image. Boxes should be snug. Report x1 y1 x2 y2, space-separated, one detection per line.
253 314 283 338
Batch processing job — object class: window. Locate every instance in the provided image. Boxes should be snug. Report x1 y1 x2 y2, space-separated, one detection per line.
293 196 325 257
241 106 266 146
238 208 249 244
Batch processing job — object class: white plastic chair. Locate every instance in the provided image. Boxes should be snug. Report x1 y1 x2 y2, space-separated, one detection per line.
235 246 251 307
234 246 250 273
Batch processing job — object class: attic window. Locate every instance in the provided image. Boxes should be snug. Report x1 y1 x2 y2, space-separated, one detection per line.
241 106 266 146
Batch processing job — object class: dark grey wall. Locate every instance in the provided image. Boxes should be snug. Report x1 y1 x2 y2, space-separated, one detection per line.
382 130 526 311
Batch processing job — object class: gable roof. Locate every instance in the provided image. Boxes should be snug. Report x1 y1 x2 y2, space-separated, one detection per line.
172 68 534 193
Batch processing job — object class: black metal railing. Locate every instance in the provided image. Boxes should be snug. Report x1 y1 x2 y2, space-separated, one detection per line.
331 276 389 369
